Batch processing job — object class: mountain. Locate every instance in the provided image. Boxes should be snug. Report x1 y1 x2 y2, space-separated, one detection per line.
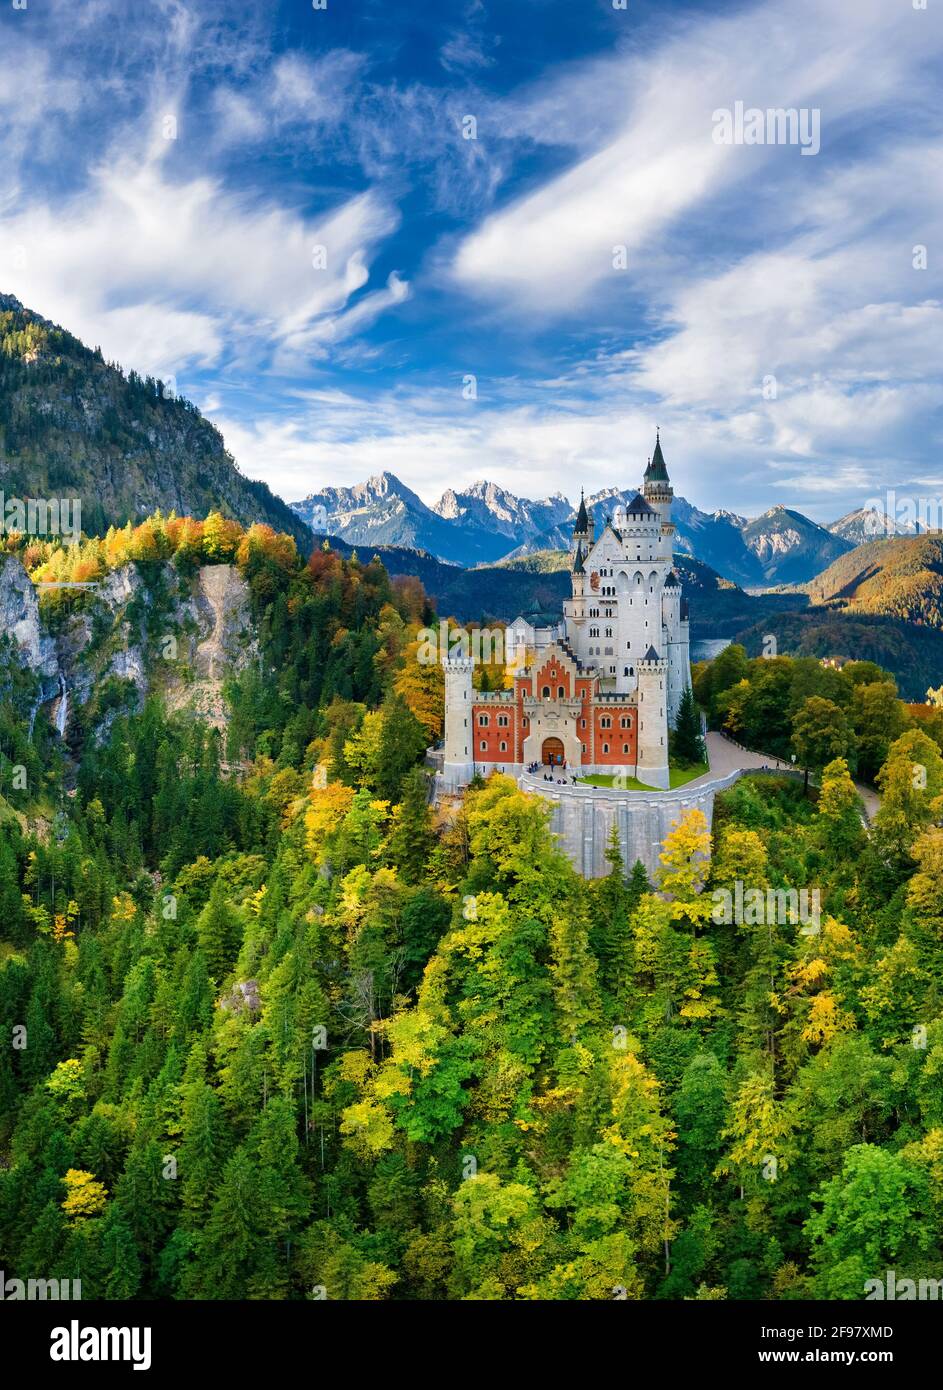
828 507 916 546
432 479 572 545
0 294 312 550
804 534 943 626
292 469 857 586
739 505 854 585
291 472 511 566
670 496 765 586
322 536 805 641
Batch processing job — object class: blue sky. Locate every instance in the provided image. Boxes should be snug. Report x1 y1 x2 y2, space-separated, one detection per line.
0 0 941 521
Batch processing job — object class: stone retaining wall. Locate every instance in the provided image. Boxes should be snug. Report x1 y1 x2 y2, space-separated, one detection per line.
517 767 804 878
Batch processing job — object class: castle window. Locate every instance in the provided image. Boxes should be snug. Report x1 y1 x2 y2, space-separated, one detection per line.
498 715 509 727
500 741 507 752
602 743 609 754
581 744 587 756
480 741 487 751
542 686 550 698
623 744 629 754
557 686 565 698
600 716 612 728
621 716 632 729
478 715 489 727
580 718 586 729
605 628 612 638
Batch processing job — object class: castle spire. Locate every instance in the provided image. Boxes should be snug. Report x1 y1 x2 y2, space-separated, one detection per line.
574 488 589 535
644 430 669 483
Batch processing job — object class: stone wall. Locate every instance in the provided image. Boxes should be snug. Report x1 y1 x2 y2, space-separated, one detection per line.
516 768 802 879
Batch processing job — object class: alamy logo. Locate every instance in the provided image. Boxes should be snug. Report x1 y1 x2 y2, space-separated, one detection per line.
712 880 821 932
0 493 81 544
0 1271 81 1300
418 621 509 667
50 1320 151 1371
712 102 821 156
865 1270 943 1301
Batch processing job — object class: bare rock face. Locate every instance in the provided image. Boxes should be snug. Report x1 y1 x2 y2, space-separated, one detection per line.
58 562 150 713
3 554 260 744
0 556 58 679
219 980 261 1015
163 564 259 732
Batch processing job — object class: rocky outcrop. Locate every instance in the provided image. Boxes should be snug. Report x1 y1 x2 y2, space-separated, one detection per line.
163 564 258 731
3 554 260 744
0 555 58 681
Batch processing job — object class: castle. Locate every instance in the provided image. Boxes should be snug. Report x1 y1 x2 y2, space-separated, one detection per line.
441 434 691 791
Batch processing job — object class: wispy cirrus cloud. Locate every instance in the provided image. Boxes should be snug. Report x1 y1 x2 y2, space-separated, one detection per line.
0 0 940 523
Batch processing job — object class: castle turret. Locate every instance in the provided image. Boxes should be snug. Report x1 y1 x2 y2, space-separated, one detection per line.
635 646 670 790
441 654 475 789
643 430 674 548
572 488 594 553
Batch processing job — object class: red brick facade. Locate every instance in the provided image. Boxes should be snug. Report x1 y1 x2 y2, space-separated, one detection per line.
471 654 637 767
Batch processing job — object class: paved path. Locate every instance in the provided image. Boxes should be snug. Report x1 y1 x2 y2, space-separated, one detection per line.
698 732 881 820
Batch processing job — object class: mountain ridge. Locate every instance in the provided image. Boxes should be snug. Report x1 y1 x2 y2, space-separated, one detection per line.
0 293 313 550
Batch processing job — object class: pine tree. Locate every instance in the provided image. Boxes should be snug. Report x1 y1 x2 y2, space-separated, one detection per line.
388 767 434 884
592 826 632 1011
195 878 243 981
375 692 428 802
672 686 706 766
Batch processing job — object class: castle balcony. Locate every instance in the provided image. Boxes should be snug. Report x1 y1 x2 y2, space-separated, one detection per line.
522 696 584 717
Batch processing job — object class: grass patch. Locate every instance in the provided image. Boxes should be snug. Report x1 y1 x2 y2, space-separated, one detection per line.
669 762 709 787
576 762 709 792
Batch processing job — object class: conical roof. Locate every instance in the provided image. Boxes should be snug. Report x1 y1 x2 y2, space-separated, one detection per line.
644 431 669 483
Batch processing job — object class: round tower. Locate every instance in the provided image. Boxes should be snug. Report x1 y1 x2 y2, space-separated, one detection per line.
661 570 687 725
635 646 670 790
643 430 675 557
441 654 475 789
568 541 587 627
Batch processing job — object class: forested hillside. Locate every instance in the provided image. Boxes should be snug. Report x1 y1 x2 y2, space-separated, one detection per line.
0 297 311 549
805 535 943 628
1 519 942 1300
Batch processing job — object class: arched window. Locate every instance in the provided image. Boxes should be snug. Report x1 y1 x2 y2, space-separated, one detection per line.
542 686 550 698
557 685 565 698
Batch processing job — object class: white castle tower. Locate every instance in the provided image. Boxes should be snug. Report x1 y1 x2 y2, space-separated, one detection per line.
635 647 670 790
561 432 690 711
441 654 475 788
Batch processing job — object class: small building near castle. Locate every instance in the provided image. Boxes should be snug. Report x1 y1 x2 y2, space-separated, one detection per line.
440 433 691 793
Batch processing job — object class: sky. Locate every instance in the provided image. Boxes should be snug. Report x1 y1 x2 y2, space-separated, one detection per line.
0 0 940 521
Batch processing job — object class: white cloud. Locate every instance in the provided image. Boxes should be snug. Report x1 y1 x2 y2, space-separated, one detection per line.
452 0 940 310
0 143 400 378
